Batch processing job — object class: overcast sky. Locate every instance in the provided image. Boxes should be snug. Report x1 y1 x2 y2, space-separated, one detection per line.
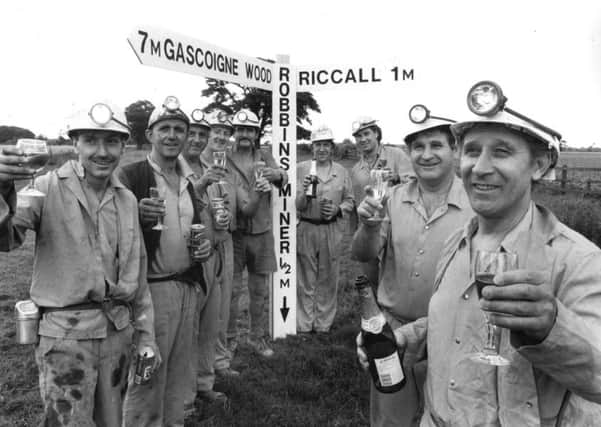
2 0 600 147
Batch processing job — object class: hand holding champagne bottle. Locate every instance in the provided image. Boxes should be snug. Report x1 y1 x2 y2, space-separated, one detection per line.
355 275 405 393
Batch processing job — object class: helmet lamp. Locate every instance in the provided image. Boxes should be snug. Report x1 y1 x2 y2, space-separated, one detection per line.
191 109 205 122
89 103 114 126
409 104 430 124
163 96 180 111
467 81 506 116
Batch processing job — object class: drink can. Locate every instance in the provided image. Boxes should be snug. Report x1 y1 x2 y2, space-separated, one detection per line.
188 224 210 262
211 198 229 231
15 299 40 345
134 349 155 385
190 224 206 242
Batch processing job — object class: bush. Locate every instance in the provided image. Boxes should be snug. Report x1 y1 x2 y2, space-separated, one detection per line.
534 184 601 247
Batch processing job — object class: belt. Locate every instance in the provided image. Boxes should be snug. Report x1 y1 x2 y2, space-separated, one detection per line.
147 263 207 293
299 217 337 225
42 299 129 314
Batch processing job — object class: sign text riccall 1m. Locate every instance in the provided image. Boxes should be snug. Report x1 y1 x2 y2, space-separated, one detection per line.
297 66 414 88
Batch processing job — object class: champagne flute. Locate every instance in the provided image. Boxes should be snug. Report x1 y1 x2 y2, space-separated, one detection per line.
149 187 167 230
213 151 227 185
368 169 387 220
16 139 50 198
470 250 519 366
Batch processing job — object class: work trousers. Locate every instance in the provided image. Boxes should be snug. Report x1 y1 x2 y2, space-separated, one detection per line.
123 280 198 427
296 220 344 332
213 236 234 370
35 323 134 427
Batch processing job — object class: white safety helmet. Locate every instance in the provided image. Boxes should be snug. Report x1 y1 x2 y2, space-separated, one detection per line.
66 102 130 138
231 109 261 129
206 110 233 130
451 80 561 180
404 104 456 145
189 108 211 129
311 125 335 143
351 116 379 136
147 95 190 129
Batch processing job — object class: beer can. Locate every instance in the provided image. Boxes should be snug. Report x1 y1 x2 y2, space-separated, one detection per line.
189 224 206 243
134 350 155 385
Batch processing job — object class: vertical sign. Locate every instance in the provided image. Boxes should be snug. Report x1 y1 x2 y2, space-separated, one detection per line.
270 54 297 338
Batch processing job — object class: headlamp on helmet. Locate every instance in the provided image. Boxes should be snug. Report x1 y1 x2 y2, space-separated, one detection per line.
87 103 129 131
466 80 562 141
163 96 181 111
191 109 205 123
409 104 456 125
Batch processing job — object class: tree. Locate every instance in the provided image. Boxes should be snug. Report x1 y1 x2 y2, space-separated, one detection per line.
201 72 321 140
125 100 155 148
0 126 35 144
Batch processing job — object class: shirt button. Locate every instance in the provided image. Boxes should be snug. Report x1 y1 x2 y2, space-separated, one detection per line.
463 293 469 300
450 380 456 387
418 249 424 254
425 225 430 230
526 401 533 408
455 337 461 344
414 272 420 277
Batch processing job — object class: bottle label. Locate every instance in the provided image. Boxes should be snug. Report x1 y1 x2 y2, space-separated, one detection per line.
374 352 404 387
361 313 385 334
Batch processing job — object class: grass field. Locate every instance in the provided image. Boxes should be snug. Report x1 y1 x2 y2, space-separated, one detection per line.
2 149 601 426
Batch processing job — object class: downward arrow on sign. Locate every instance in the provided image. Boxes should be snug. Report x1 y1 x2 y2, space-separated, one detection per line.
280 296 289 322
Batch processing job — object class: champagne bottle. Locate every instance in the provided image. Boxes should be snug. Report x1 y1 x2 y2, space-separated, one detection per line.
356 275 405 393
305 159 318 198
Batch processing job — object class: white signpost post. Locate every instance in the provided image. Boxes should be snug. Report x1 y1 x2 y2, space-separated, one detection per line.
128 26 415 339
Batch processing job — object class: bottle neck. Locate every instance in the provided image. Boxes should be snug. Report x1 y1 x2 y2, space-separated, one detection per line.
357 283 385 333
309 160 317 176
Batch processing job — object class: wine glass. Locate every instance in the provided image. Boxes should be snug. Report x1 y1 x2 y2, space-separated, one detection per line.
149 187 167 230
16 139 50 198
470 250 519 366
213 151 227 185
368 169 387 220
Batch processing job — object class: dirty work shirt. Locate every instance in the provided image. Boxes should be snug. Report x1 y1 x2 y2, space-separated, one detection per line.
419 203 601 426
0 160 155 426
296 160 354 332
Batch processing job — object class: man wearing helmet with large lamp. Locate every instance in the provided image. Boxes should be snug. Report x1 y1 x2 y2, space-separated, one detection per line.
360 81 601 426
353 104 473 427
119 96 215 426
0 103 158 426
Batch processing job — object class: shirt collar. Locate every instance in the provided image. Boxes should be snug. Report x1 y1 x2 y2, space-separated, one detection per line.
500 202 534 253
69 160 124 189
458 202 534 250
400 175 467 209
147 154 195 182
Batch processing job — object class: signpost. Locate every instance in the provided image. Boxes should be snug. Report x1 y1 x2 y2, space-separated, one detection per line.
270 55 297 338
127 25 416 339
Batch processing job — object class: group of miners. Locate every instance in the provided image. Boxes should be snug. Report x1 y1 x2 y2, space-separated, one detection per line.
0 98 286 426
1 78 601 427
